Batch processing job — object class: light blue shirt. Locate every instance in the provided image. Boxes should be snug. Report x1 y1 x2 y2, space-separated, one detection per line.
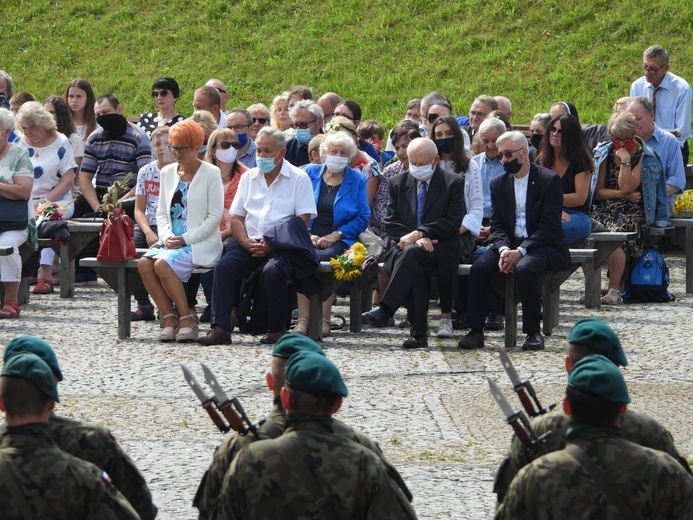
471 152 506 219
237 139 257 169
631 71 692 145
644 125 685 214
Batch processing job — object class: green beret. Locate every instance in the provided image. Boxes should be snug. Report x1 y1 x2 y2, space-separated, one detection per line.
568 318 627 367
567 355 629 404
272 333 326 360
285 351 347 397
2 352 60 402
3 336 63 382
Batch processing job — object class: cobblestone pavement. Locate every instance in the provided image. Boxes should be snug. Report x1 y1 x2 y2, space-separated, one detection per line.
1 255 691 519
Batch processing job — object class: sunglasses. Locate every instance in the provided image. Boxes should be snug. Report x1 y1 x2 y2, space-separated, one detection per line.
290 119 317 130
333 112 355 121
151 90 170 98
499 148 523 159
426 113 443 124
217 141 240 150
325 122 356 135
215 87 227 94
549 126 562 134
252 117 268 125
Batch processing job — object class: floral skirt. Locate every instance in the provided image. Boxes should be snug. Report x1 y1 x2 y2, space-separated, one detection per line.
592 199 648 256
143 245 195 282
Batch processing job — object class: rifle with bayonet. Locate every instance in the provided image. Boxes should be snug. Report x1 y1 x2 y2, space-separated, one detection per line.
181 363 262 436
498 346 556 417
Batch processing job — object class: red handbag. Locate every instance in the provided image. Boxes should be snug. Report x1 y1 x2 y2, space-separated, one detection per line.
96 208 136 262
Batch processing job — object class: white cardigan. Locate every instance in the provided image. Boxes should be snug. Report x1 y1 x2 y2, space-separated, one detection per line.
156 161 224 267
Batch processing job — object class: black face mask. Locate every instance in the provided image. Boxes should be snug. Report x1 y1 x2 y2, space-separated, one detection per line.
96 113 128 137
530 133 544 150
435 137 455 154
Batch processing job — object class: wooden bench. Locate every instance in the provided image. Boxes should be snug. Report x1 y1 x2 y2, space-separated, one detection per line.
670 218 693 293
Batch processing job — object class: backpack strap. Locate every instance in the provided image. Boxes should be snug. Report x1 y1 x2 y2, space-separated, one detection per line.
0 457 34 520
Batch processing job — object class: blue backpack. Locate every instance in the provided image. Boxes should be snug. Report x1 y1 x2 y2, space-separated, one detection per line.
623 248 674 303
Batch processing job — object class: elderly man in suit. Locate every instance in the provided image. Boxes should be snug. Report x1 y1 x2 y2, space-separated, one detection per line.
459 131 570 351
361 138 465 348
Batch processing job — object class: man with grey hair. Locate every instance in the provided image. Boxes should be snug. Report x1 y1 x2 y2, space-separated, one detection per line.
0 70 12 109
459 131 570 351
630 45 692 165
317 92 342 123
206 78 229 114
284 99 323 167
494 96 512 119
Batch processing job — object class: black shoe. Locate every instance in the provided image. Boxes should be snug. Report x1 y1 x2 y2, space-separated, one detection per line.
75 270 98 286
452 312 467 330
361 306 391 327
200 305 211 323
402 335 428 349
458 329 484 350
484 312 504 331
131 305 156 321
522 333 545 350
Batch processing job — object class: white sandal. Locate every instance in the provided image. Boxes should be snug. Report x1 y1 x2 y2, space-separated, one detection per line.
158 313 179 342
601 288 623 305
176 313 200 342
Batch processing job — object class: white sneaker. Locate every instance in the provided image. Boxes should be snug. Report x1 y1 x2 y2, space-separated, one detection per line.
436 319 453 338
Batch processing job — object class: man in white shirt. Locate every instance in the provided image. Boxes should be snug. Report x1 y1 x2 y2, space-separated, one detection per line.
197 127 317 345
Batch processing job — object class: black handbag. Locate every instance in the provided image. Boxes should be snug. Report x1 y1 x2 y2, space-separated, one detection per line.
0 196 29 232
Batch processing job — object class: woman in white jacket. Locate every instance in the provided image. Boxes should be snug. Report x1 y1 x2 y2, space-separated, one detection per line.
138 119 223 342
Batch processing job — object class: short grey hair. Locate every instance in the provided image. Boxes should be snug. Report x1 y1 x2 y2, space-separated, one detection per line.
289 99 323 121
320 131 358 160
478 117 506 137
257 126 286 148
496 130 528 150
227 107 253 126
0 107 14 131
15 101 57 135
644 45 669 66
627 96 654 114
0 70 13 98
247 103 270 117
421 91 451 115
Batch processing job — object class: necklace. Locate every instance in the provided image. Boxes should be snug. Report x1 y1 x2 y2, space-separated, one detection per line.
324 179 341 193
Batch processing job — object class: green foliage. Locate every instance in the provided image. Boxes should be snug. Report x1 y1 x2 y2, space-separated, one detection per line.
1 0 692 127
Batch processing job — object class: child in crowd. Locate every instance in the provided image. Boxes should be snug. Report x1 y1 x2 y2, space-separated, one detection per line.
358 119 394 164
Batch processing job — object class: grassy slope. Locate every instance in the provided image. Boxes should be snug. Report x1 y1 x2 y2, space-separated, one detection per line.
2 0 692 128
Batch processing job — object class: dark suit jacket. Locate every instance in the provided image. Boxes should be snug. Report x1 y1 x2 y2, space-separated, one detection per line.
490 163 571 271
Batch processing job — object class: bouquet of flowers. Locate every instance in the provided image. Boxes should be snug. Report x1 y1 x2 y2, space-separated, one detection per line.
35 200 69 222
330 242 367 281
673 190 693 216
101 172 134 215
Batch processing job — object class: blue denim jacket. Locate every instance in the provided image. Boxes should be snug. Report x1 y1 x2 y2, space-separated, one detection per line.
592 139 669 227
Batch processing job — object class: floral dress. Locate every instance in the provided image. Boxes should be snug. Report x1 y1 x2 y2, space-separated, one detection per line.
592 146 647 256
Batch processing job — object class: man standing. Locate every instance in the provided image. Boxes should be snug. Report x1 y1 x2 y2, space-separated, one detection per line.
459 131 570 350
193 86 224 128
626 96 685 215
285 100 323 167
630 45 692 166
361 138 465 347
224 108 256 168
197 127 317 346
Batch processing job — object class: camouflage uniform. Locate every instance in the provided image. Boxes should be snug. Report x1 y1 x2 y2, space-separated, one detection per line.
496 426 693 520
195 402 412 519
0 428 140 519
47 413 157 519
494 409 691 502
219 417 417 520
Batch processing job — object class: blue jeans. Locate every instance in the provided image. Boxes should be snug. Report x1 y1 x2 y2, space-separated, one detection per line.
562 210 591 244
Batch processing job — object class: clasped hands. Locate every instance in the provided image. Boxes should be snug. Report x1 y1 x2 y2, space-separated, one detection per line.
397 230 437 253
311 232 339 250
244 238 273 257
498 248 523 274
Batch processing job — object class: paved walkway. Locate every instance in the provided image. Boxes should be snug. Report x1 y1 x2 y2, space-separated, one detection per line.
1 255 691 519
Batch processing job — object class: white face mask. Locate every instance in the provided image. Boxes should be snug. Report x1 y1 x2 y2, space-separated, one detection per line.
215 146 238 164
325 154 349 172
408 162 434 181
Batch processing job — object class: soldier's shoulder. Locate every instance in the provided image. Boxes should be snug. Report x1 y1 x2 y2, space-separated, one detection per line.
49 415 117 448
331 419 382 454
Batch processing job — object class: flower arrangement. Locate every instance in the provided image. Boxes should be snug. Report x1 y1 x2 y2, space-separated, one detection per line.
673 190 693 216
330 242 367 281
35 200 70 221
101 172 134 215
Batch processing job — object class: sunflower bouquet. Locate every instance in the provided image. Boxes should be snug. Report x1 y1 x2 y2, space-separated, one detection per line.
330 242 367 281
673 190 693 216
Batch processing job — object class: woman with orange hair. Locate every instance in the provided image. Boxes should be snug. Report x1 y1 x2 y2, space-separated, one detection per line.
138 120 224 342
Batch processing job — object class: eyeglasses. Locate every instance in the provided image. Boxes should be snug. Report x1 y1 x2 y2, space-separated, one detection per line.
252 117 268 125
549 126 562 134
215 87 227 94
217 141 240 150
642 64 664 73
333 112 355 121
325 122 356 135
290 119 317 130
469 110 488 118
227 124 249 133
168 145 191 153
426 113 442 124
499 148 523 159
151 90 170 98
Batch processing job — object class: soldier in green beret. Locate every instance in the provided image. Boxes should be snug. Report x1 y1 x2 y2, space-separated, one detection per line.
494 318 690 502
496 355 693 519
2 335 157 519
218 351 417 520
195 334 412 519
0 352 140 519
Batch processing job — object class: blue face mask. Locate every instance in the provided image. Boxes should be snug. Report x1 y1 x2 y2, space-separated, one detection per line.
198 144 207 154
257 153 280 173
295 128 313 145
237 132 248 148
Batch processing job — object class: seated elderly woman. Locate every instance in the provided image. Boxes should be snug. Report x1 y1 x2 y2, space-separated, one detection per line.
293 131 370 336
138 77 185 138
138 120 223 342
15 101 77 294
592 111 668 304
247 103 271 141
0 108 34 318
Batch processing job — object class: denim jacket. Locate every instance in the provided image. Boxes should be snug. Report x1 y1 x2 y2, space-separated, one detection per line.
592 138 669 227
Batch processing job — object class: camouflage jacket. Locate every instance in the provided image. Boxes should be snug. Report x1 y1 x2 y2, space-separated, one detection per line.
48 414 157 519
495 427 693 520
218 417 418 520
494 409 691 502
0 430 141 519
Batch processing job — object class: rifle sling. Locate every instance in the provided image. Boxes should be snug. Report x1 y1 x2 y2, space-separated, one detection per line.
0 457 34 520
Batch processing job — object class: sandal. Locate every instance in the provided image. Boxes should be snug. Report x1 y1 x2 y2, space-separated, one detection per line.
158 313 179 342
601 288 623 305
292 318 309 336
33 278 54 294
322 319 332 338
176 313 200 343
131 305 156 321
0 301 20 319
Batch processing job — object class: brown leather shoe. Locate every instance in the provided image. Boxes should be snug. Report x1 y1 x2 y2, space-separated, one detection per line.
195 326 232 345
260 330 287 344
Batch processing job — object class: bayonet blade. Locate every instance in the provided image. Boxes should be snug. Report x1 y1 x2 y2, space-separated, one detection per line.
498 347 523 388
487 377 516 420
201 363 230 404
181 363 211 404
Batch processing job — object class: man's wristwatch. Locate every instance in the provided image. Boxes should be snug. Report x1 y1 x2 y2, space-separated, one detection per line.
418 230 427 239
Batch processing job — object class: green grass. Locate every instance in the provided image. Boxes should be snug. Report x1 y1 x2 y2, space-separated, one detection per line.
2 0 692 128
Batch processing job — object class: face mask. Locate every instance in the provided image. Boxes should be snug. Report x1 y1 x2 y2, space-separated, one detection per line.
198 144 207 154
368 139 383 153
613 137 636 150
435 137 454 154
503 157 523 175
237 132 248 148
96 113 128 137
215 147 237 164
325 154 349 172
295 128 313 145
409 162 434 181
257 153 280 173
530 133 543 150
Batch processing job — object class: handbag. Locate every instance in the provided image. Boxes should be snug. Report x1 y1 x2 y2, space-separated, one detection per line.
96 209 136 262
0 196 29 232
358 227 385 257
